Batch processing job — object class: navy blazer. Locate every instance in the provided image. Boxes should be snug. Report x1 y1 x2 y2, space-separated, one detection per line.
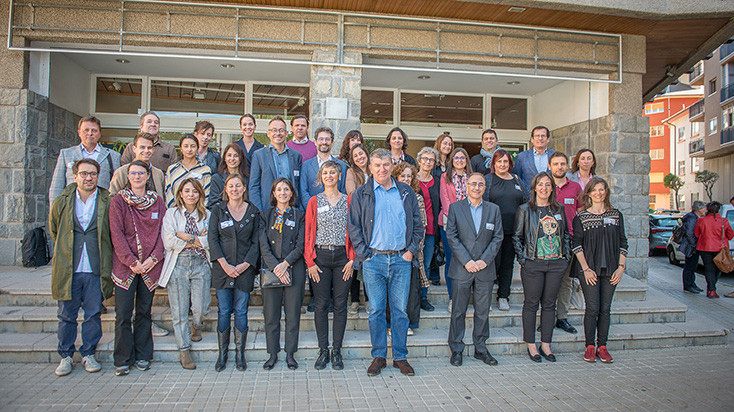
298 156 348 209
235 138 265 168
512 148 555 189
248 146 303 211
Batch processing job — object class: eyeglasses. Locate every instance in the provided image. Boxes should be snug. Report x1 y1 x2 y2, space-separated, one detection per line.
419 157 436 163
453 156 466 161
467 182 485 188
75 171 98 178
128 171 147 177
315 137 332 143
268 128 287 134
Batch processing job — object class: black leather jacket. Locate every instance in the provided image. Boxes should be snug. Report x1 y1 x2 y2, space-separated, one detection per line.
512 203 571 265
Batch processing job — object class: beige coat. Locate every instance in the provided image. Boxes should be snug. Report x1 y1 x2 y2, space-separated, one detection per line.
109 163 165 198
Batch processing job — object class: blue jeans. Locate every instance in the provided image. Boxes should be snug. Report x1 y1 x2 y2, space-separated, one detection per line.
57 272 103 358
362 253 412 360
439 226 453 298
216 288 250 332
421 234 435 301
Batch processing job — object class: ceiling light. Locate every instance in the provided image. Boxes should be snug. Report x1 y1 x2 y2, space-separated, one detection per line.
193 90 206 100
115 58 130 64
507 81 520 85
220 63 235 69
374 109 380 114
427 114 435 119
112 81 122 91
508 7 526 13
417 75 431 80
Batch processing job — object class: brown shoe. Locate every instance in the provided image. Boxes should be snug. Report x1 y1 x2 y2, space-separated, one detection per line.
392 359 415 376
180 350 196 370
367 357 386 376
725 291 734 298
191 325 202 342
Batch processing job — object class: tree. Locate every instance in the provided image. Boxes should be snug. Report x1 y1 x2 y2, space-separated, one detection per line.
695 170 719 202
663 173 685 209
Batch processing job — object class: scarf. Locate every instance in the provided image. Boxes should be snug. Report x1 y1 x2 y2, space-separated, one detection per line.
480 147 498 169
120 187 158 210
452 171 468 201
391 152 405 167
272 207 292 233
184 210 208 261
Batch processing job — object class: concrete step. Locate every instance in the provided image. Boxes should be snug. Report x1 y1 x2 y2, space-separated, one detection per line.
0 312 725 363
0 287 683 335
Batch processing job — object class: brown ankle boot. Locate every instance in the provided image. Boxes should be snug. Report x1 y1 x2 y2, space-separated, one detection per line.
180 349 196 370
191 325 202 342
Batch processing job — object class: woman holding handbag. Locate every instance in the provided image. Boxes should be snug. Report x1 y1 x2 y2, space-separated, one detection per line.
694 201 734 298
208 173 260 372
305 161 355 370
259 178 306 370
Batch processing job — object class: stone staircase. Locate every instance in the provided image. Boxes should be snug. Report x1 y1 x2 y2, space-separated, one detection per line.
0 265 728 363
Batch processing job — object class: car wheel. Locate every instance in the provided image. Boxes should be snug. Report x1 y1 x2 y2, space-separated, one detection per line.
667 247 679 266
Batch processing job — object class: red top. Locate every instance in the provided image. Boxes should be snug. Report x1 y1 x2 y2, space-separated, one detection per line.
555 178 582 235
694 214 734 252
419 179 435 235
304 195 356 268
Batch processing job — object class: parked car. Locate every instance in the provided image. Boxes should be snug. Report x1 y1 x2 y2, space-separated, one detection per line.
649 214 680 254
666 204 734 267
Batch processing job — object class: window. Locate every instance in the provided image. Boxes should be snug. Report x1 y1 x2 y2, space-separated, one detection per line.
725 62 734 86
95 77 143 114
361 90 394 124
678 195 686 211
724 106 734 129
645 102 664 115
150 80 246 117
677 126 686 141
400 92 484 127
649 195 657 203
709 78 717 95
252 84 309 119
649 172 664 183
490 97 527 130
650 125 665 137
691 192 699 203
691 122 700 136
692 157 701 173
650 148 665 160
678 160 685 175
709 117 718 135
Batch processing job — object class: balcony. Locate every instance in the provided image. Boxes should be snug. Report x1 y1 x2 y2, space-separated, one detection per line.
721 42 734 63
722 83 734 105
689 138 705 156
689 99 704 122
723 128 734 145
690 62 704 86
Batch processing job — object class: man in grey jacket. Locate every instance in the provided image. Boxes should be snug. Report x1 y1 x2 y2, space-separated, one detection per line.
49 116 121 205
680 200 707 294
445 172 504 367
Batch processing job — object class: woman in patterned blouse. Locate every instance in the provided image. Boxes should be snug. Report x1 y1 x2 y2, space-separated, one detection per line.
572 177 628 364
164 134 212 208
304 161 356 370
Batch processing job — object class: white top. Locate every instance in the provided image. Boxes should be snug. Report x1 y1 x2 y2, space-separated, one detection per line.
74 188 98 273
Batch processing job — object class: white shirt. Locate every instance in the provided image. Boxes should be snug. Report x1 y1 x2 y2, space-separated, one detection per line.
317 154 336 167
74 188 98 274
80 143 102 161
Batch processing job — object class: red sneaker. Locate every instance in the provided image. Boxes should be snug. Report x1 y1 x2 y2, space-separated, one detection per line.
596 346 613 363
708 290 720 298
583 345 596 362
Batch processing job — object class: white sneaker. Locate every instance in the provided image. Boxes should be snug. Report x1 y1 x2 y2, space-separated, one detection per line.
55 356 73 376
408 328 414 336
498 298 510 311
151 323 169 336
82 355 102 373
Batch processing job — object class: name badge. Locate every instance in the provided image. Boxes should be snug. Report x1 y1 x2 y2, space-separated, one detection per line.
285 219 296 227
151 212 159 220
486 223 495 230
514 185 522 191
191 172 202 179
564 198 575 205
603 217 618 225
293 170 300 177
220 220 234 229
554 214 562 220
317 205 330 213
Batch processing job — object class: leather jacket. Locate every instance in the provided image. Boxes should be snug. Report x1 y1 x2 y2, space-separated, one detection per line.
512 203 571 265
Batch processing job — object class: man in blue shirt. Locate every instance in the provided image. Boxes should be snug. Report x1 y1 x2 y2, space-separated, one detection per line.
348 148 424 377
512 126 555 189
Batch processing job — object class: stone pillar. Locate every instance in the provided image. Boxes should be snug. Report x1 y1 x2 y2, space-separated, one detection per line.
309 50 362 155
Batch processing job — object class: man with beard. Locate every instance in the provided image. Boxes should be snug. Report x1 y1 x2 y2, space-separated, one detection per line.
299 127 348 210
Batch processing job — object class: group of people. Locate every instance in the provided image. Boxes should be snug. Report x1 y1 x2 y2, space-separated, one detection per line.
48 110 629 378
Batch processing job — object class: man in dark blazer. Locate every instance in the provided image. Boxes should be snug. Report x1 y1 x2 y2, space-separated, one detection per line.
445 172 504 367
248 116 303 211
512 126 555 189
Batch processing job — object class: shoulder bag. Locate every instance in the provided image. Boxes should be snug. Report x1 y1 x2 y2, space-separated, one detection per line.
713 219 734 273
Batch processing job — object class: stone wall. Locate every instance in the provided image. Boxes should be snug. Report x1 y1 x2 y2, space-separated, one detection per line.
551 113 651 281
0 87 80 265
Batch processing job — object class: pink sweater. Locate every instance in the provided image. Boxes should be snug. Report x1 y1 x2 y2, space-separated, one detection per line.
438 172 458 227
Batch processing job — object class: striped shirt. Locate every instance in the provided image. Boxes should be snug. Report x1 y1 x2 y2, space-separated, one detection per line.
164 160 212 208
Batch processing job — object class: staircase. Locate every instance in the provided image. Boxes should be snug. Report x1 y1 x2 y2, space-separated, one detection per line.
0 265 727 363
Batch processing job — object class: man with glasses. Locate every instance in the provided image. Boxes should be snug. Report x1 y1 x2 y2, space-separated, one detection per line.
513 126 555 189
120 111 178 172
299 127 348 210
109 132 166 198
249 116 303 210
49 159 114 376
49 116 121 204
286 114 317 162
445 172 503 367
470 129 501 176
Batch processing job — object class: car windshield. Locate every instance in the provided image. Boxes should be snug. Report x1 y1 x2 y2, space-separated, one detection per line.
652 218 678 227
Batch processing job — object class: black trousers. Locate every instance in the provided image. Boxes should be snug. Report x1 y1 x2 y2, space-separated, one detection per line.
312 247 352 350
699 251 721 291
262 261 306 355
350 273 368 303
520 259 567 344
386 266 421 328
114 276 155 367
579 273 617 347
494 235 516 299
448 275 491 354
682 251 700 290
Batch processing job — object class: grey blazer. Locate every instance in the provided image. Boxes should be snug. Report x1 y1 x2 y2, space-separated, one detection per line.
445 199 504 282
49 144 121 204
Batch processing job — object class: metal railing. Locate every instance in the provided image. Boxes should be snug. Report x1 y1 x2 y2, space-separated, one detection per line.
720 42 734 61
689 99 704 119
723 127 734 145
690 62 703 81
6 0 622 83
721 83 734 104
689 138 704 155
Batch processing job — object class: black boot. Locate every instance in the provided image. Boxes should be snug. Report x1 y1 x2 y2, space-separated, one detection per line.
234 329 248 371
215 328 230 372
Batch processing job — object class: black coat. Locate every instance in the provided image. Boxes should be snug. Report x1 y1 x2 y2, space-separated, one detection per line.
208 201 260 292
259 207 306 279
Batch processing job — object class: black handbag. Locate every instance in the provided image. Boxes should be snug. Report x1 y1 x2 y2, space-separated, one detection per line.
260 267 292 288
430 241 445 270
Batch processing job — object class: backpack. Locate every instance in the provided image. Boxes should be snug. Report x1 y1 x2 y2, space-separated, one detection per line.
21 226 51 267
671 223 684 244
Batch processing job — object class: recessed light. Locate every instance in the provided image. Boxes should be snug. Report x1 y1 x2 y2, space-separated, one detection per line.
427 114 435 119
221 63 235 69
115 58 130 64
508 7 526 13
374 109 380 114
417 75 431 80
507 81 520 85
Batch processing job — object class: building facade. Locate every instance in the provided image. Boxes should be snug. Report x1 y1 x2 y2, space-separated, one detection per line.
663 100 705 212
